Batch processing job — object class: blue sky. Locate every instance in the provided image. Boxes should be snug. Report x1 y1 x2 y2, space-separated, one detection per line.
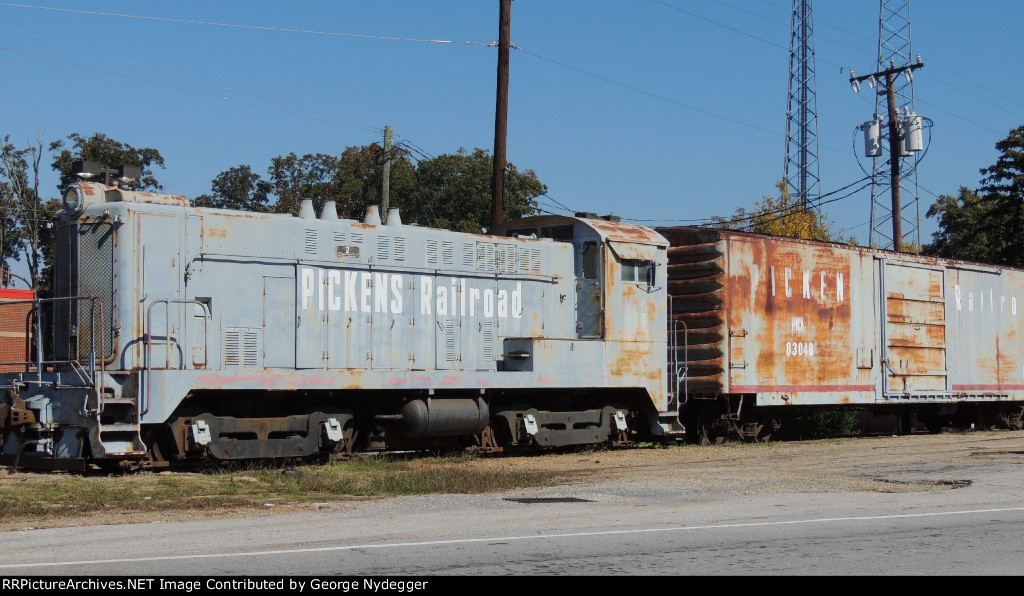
2 0 1023 252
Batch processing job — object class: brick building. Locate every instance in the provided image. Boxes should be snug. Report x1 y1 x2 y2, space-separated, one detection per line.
0 288 34 372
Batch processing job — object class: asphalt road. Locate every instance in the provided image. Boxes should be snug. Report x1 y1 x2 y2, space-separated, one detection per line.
1 432 1022 577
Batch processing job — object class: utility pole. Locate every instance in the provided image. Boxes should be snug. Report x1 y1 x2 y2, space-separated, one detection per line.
382 125 392 215
852 0 925 252
850 59 923 252
490 0 511 231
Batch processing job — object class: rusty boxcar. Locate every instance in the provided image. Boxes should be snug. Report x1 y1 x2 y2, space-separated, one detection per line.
657 226 1024 443
0 183 671 469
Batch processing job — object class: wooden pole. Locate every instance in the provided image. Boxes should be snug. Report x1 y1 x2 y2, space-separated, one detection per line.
490 0 511 231
382 125 392 215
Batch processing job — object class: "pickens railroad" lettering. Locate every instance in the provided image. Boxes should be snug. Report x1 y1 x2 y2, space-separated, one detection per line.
299 267 523 319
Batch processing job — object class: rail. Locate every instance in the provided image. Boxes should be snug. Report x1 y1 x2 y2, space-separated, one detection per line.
667 294 689 415
0 296 106 405
144 299 212 416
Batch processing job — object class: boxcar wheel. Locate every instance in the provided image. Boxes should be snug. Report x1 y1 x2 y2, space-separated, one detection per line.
696 403 729 445
998 405 1024 431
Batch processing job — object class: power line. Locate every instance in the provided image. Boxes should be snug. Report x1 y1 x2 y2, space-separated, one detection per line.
627 175 872 226
0 43 385 137
0 3 497 46
0 24 387 136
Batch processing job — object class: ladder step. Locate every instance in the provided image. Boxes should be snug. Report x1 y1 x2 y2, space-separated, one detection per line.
99 423 140 432
102 397 135 405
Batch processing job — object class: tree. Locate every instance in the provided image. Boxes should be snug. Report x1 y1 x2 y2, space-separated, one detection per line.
405 147 544 234
924 187 1001 263
201 145 543 234
712 181 837 242
50 132 165 194
194 165 272 212
262 144 416 218
334 143 416 218
0 134 59 292
266 152 342 216
925 125 1024 266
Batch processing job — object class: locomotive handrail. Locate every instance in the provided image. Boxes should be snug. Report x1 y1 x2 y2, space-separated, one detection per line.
2 295 106 403
666 295 690 415
186 251 557 283
668 293 676 406
143 299 212 416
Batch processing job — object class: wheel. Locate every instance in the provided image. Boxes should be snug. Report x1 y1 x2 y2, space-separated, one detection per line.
332 423 358 457
997 405 1024 431
977 404 1024 431
696 403 729 445
755 414 781 442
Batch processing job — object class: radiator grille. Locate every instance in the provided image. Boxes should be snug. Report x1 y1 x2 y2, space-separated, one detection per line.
76 221 117 361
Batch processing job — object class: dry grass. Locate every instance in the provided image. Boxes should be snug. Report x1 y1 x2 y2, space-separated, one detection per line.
0 453 549 525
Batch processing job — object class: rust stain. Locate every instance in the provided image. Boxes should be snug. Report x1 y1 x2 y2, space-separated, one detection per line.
584 217 667 246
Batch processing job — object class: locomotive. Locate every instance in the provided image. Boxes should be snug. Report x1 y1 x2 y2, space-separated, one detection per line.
0 181 1022 470
0 182 673 469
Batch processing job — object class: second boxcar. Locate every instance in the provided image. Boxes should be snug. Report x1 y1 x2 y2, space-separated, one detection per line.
658 226 1024 443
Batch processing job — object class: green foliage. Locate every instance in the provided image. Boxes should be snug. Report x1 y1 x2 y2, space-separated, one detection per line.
924 187 1001 262
712 181 839 242
405 147 544 233
262 144 418 219
194 165 272 212
50 132 165 194
774 408 859 441
925 124 1024 266
206 145 543 233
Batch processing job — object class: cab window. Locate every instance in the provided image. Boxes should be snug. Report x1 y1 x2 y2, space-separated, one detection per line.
620 259 653 285
582 242 600 280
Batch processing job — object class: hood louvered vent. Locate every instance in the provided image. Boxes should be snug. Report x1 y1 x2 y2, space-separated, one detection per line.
223 328 262 368
304 229 318 256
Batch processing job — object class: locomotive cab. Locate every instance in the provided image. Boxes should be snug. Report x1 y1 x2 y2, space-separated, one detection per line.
498 213 670 421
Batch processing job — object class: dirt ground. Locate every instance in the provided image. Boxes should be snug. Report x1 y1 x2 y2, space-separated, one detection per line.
2 429 1022 532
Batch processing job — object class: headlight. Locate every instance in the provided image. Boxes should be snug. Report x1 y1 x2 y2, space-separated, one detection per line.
63 185 85 215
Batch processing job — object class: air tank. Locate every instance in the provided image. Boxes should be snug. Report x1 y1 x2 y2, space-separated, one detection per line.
379 398 490 438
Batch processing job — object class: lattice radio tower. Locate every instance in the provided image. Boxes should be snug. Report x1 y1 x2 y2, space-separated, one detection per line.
784 0 819 210
865 0 923 250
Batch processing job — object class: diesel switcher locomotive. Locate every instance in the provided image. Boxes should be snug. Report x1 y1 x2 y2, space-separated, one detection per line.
0 182 671 468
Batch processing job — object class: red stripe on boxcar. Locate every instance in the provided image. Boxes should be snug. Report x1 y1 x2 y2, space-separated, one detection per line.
952 384 1024 391
730 384 874 393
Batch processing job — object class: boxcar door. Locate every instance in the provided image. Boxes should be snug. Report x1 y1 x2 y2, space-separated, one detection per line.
879 260 948 396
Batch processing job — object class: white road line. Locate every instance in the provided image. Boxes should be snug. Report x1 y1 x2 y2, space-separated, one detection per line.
4 506 1023 569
